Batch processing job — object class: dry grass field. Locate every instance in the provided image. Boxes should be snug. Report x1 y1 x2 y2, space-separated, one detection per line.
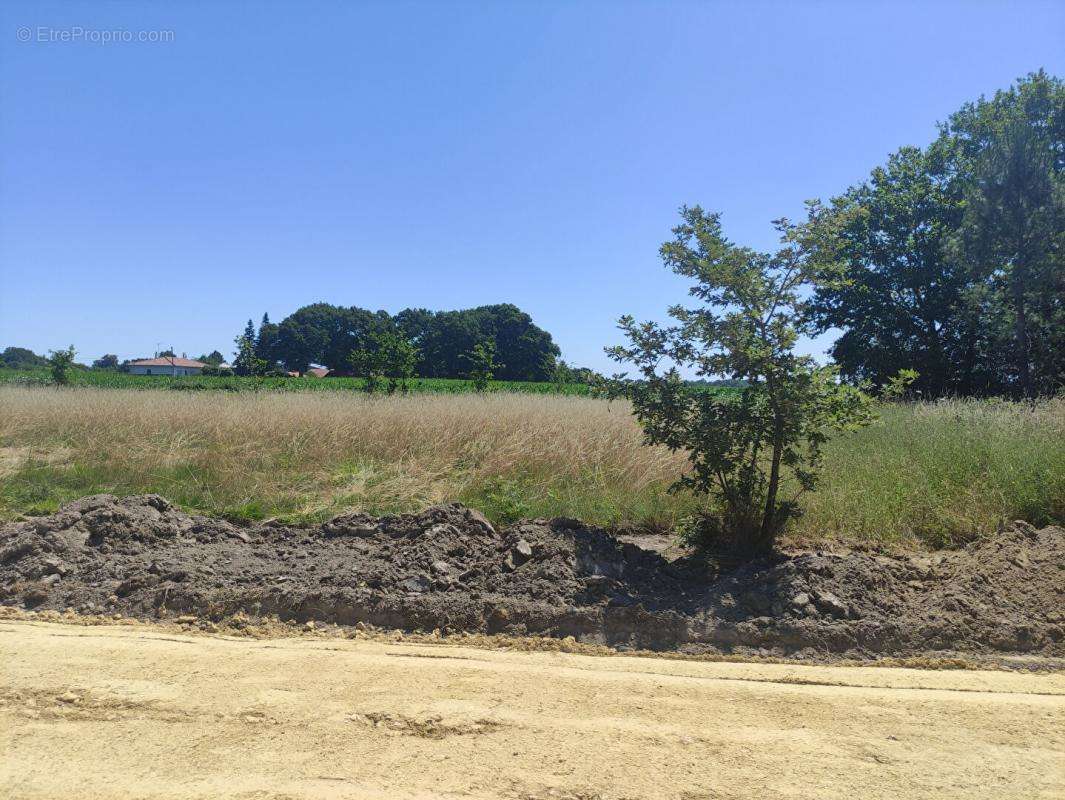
1 386 1062 547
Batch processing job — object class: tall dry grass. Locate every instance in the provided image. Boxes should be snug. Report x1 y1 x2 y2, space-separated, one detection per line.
0 387 686 527
1 386 1062 547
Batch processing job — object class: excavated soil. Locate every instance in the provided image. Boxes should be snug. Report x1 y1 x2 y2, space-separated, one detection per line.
1 494 1062 660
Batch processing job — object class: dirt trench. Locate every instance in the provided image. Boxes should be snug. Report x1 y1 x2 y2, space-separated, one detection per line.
1 494 1062 660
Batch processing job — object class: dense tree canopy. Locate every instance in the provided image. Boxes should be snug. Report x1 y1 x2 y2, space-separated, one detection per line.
260 303 389 374
0 347 48 369
196 350 226 365
258 302 560 380
939 69 1064 396
396 304 560 381
804 147 974 396
807 71 1063 397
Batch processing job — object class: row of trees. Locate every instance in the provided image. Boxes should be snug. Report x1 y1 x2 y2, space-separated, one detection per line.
232 302 564 382
805 70 1063 398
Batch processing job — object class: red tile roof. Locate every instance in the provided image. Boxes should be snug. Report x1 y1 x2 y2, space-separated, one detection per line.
130 357 207 368
306 367 329 378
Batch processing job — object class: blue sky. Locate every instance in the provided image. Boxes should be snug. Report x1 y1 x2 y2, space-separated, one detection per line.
1 1 1062 371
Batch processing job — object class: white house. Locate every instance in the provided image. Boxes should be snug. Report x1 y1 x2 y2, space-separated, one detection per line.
128 356 207 376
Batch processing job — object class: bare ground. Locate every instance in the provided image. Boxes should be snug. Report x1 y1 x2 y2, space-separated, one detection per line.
1 617 1063 799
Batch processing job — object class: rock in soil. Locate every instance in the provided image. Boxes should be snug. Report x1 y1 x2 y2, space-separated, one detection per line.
1 495 1062 660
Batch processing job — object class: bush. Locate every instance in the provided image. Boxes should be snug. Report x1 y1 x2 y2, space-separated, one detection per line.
464 341 499 392
47 346 77 386
349 331 418 394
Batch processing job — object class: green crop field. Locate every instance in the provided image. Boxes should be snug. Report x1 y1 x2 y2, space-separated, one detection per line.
0 368 595 396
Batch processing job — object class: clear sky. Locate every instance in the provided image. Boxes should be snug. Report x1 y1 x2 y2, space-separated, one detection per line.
1 1 1062 371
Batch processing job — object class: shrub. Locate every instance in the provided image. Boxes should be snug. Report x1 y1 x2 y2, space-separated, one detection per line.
349 332 418 394
47 346 77 386
464 341 499 392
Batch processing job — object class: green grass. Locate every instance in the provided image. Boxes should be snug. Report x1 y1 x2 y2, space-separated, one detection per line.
792 399 1065 547
0 367 595 395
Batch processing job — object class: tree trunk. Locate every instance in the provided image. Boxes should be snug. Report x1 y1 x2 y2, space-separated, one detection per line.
961 317 977 396
759 415 784 549
1012 269 1033 397
923 318 947 396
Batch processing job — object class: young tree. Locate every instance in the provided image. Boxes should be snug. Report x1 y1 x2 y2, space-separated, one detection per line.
553 359 576 386
232 321 267 376
254 312 279 364
607 207 873 553
464 340 499 392
349 331 418 394
48 345 77 386
881 368 920 402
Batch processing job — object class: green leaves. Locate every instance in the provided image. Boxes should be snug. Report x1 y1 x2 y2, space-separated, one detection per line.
270 303 560 381
232 329 268 377
47 346 77 386
349 331 418 394
608 207 874 553
463 340 500 392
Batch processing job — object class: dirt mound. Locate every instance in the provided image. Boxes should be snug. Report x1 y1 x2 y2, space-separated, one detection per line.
2 495 1062 659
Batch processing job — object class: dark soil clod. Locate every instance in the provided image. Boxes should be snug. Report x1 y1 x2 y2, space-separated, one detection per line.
1 494 1062 659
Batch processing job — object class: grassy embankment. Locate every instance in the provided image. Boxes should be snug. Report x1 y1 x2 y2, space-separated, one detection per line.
1 386 1061 548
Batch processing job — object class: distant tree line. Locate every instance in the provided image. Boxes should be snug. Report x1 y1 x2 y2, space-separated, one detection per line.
234 302 567 382
1 303 592 387
0 347 49 370
0 346 91 373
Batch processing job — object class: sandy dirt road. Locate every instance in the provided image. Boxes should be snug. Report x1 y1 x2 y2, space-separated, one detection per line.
1 619 1063 800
